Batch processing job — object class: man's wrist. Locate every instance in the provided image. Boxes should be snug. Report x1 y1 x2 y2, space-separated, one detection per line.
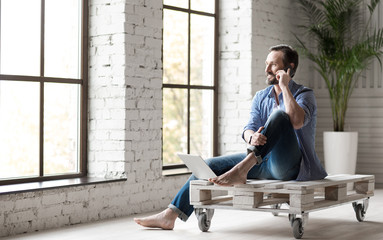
280 84 289 92
248 135 252 144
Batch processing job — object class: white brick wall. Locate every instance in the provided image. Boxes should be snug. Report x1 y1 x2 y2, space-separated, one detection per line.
88 0 128 178
219 0 253 155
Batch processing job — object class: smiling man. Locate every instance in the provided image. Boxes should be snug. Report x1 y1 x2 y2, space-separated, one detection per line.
134 44 327 230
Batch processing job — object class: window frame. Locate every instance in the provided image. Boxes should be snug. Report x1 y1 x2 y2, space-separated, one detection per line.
0 0 88 185
162 0 219 169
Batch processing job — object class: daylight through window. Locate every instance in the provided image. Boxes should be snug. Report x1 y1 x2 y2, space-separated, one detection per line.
0 0 88 184
162 0 217 167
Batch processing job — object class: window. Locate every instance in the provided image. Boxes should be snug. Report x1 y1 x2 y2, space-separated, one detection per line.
0 0 88 184
162 0 218 168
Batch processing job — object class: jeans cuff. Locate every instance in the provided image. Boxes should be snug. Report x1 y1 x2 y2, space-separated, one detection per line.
247 145 260 156
247 146 263 164
168 204 189 222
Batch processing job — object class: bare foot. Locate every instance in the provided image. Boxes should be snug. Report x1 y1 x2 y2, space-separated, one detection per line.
134 208 178 230
209 153 259 186
209 166 247 186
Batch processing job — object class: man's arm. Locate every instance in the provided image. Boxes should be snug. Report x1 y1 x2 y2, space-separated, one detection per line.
281 85 305 129
242 92 264 143
243 129 254 144
277 69 305 129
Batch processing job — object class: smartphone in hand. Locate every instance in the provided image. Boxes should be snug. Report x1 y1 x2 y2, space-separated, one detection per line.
284 66 293 77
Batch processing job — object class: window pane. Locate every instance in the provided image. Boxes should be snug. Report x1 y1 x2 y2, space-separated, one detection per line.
0 81 40 179
163 88 187 164
191 0 215 13
45 0 81 79
190 89 213 159
190 14 214 86
163 0 188 9
44 83 80 175
163 9 188 85
0 0 41 76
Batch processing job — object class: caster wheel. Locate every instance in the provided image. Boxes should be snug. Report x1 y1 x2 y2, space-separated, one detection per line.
288 214 296 226
198 212 211 232
292 218 304 239
355 204 365 222
272 203 281 216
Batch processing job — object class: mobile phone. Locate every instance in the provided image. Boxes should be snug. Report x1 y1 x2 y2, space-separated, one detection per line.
284 66 293 77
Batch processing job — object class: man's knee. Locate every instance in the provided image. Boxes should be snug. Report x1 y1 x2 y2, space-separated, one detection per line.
267 110 292 130
270 110 290 122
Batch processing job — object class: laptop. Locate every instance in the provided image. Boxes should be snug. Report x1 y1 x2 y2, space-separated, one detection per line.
177 153 217 180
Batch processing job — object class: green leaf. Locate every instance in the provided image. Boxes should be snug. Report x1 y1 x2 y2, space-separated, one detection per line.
368 0 381 15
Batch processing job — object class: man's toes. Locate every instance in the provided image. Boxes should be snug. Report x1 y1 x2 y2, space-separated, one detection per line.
210 178 219 183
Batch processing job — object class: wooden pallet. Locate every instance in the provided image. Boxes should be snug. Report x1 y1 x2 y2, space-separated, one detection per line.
190 174 374 214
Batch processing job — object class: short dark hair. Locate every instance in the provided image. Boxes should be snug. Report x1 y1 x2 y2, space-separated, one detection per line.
269 44 299 77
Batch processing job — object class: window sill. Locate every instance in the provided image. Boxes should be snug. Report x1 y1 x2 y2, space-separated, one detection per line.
0 177 127 195
163 167 191 177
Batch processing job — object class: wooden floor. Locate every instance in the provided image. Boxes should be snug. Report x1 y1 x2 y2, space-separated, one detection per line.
4 189 383 240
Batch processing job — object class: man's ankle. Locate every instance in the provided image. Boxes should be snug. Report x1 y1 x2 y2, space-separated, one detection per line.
247 146 263 164
165 208 178 220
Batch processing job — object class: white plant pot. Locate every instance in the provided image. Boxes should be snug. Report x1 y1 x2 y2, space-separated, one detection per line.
323 131 358 175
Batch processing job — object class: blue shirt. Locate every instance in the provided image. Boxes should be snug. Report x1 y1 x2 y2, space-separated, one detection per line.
243 80 327 181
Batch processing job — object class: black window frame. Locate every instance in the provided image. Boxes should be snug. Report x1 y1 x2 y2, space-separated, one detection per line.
0 0 88 185
162 0 219 170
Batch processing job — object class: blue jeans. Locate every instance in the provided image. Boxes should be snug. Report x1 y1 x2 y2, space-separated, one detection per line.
169 110 302 221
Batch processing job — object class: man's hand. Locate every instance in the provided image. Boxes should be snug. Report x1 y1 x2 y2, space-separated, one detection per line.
276 68 291 89
249 126 267 146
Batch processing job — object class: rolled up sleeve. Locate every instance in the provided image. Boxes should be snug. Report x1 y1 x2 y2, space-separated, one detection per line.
242 93 263 141
295 89 316 128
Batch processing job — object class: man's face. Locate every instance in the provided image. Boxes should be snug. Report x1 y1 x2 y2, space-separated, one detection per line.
265 51 285 85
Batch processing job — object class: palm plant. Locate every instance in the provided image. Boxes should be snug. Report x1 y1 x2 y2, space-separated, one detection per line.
295 0 383 131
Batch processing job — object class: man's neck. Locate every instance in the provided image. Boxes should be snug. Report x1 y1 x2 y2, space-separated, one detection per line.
273 85 281 106
273 85 282 97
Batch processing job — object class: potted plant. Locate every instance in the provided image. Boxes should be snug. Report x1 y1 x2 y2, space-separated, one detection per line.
294 0 383 175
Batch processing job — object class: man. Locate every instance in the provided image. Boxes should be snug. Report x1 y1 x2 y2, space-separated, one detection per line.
134 44 327 230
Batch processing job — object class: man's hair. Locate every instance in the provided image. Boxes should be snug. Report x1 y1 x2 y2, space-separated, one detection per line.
269 44 299 77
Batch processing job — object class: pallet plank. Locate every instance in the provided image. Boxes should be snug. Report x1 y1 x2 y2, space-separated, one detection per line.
284 175 374 191
236 180 281 188
289 192 375 213
324 184 347 201
190 189 212 202
191 195 233 205
190 180 214 186
290 193 315 206
263 181 293 189
355 180 375 194
233 192 263 208
191 184 305 194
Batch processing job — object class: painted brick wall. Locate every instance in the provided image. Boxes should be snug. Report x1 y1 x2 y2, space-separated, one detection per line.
218 0 253 155
88 0 128 179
